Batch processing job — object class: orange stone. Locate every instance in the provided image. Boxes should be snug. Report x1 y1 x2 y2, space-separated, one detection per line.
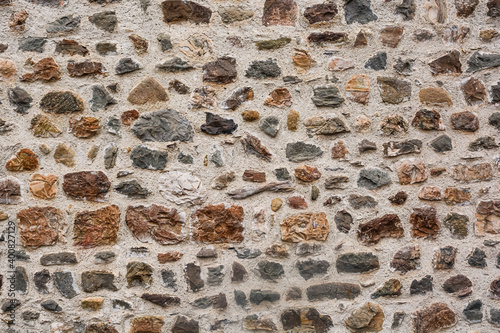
21 57 61 82
292 49 316 73
294 165 321 182
0 58 16 82
130 316 164 333
192 203 244 243
158 252 183 263
6 148 38 171
29 174 58 200
281 212 329 242
17 206 64 248
69 117 101 138
264 87 292 108
346 74 370 104
74 205 120 248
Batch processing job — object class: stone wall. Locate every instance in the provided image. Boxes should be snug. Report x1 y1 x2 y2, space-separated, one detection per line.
0 0 500 332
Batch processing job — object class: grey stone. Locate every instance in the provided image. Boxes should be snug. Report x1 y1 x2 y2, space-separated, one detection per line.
234 290 248 307
103 142 118 170
345 0 378 24
22 311 40 321
231 261 247 282
185 263 204 292
0 44 7 53
132 109 193 142
296 259 330 280
219 6 254 24
274 168 291 180
210 148 224 167
489 112 500 130
235 248 261 259
161 269 177 291
430 134 453 152
349 194 377 209
191 296 212 309
357 168 391 189
106 116 121 135
391 312 406 329
46 15 80 33
324 175 349 189
15 267 28 294
157 33 172 52
256 261 284 281
14 250 30 261
468 248 487 268
115 58 141 74
156 57 194 72
53 271 79 299
197 247 217 258
95 251 115 263
207 265 224 286
469 136 498 151
336 252 380 273
34 269 51 294
0 120 14 135
89 85 116 112
286 142 323 162
40 252 77 266
112 299 131 310
96 42 116 55
178 152 193 164
2 299 20 313
89 11 117 32
383 139 422 157
41 300 61 312
410 275 433 295
81 271 118 292
245 59 281 79
306 282 361 301
365 52 387 70
130 145 168 170
335 210 353 233
467 52 500 72
464 300 483 323
9 87 33 114
114 179 150 199
311 85 344 107
359 139 377 152
18 37 47 53
396 0 415 19
201 112 238 135
491 82 500 104
259 116 280 137
311 185 319 200
249 289 280 305
394 58 414 75
490 308 500 327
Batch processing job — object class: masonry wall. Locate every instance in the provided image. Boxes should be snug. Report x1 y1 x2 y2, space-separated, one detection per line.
0 0 500 332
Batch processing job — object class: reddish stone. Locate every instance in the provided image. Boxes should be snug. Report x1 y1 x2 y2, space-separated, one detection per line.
357 214 404 245
62 171 111 202
346 74 370 104
410 206 440 239
396 158 427 185
202 57 237 84
121 110 139 125
0 58 16 82
67 60 106 77
303 3 338 24
128 77 168 105
450 163 493 182
29 174 58 200
158 252 183 263
8 10 28 32
443 187 471 205
130 316 164 333
69 117 101 138
354 31 368 47
308 31 348 44
450 111 479 132
388 191 407 205
242 170 266 183
489 277 500 299
264 87 292 107
461 77 486 105
21 57 61 82
430 167 446 177
192 203 244 243
129 34 148 53
161 0 212 24
17 207 63 248
418 186 442 201
280 212 329 242
331 141 349 159
262 0 297 26
442 274 472 297
126 205 185 245
287 195 308 209
413 303 456 333
390 245 420 274
6 148 38 171
74 205 120 248
294 165 321 182
380 26 404 47
241 134 272 162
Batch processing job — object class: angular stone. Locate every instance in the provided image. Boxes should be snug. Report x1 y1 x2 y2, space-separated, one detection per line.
263 87 292 108
188 86 216 109
249 289 280 304
331 141 349 159
69 116 101 138
126 261 153 287
345 302 384 332
245 58 281 79
394 57 414 75
281 212 329 242
128 34 148 54
130 317 164 333
346 74 370 104
21 58 61 83
396 0 416 19
184 262 203 292
311 85 344 107
40 91 84 114
377 77 411 104
411 109 444 130
334 210 352 233
336 252 379 273
396 158 427 185
89 11 117 32
324 175 349 189
469 136 498 151
242 170 266 183
296 259 329 280
262 0 297 26
81 271 118 292
380 26 403 47
429 50 462 75
34 269 51 294
55 39 89 56
463 300 483 323
141 294 180 308
305 116 350 135
433 246 457 270
380 114 408 135
390 245 420 274
255 37 291 50
443 187 471 205
490 277 500 299
0 119 14 135
202 57 237 84
241 134 272 162
418 186 441 201
259 116 280 137
467 51 500 73
18 37 47 53
281 308 333 332
450 111 479 132
53 271 79 298
200 112 238 135
388 191 408 205
410 206 440 239
413 303 456 333
365 52 387 70
46 15 80 33
81 297 104 311
443 212 468 239
221 87 253 110
410 275 433 295
132 109 193 142
63 171 110 202
455 0 479 17
96 42 116 55
419 87 453 106
161 0 212 24
115 58 141 75
128 78 168 105
158 171 207 206
345 0 377 24
358 214 403 246
348 194 377 209
158 253 182 264
114 180 150 199
304 3 338 24
244 314 277 331
130 145 168 171
294 165 321 182
308 31 348 44
451 163 493 182
467 247 486 267
53 144 75 167
430 134 452 152
67 60 106 77
383 139 421 157
371 279 402 299
191 203 243 243
8 86 33 114
74 205 119 248
461 77 486 105
29 115 61 139
41 300 62 312
29 174 58 200
156 57 192 73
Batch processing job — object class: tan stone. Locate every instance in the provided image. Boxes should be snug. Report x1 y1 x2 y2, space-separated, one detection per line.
418 186 441 201
346 74 370 104
271 198 283 212
396 158 427 185
242 110 260 122
380 26 404 47
419 87 453 106
450 163 493 182
345 302 384 332
128 77 168 105
158 252 183 263
21 57 61 82
294 165 321 182
129 34 148 53
331 141 349 159
443 187 471 205
17 207 64 248
287 110 299 130
264 87 292 107
81 297 103 311
328 57 355 71
0 58 16 82
475 200 500 236
30 114 62 137
29 174 58 200
53 144 75 167
130 316 164 333
281 212 329 242
292 49 316 73
262 0 297 26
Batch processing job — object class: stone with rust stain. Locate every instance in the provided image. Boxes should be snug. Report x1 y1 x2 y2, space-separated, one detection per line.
129 34 148 53
450 111 479 132
433 246 457 269
221 87 253 110
242 170 266 183
411 109 444 130
390 245 420 274
345 302 384 332
67 60 106 77
126 204 185 245
264 87 292 107
410 206 440 239
418 186 441 201
450 163 493 182
389 191 407 205
281 308 333 332
455 0 479 17
130 316 164 333
475 200 500 236
281 212 329 242
85 323 117 333
0 58 16 82
30 115 62 138
412 303 456 333
371 279 402 299
29 174 58 200
262 0 297 26
158 252 183 263
357 214 404 245
192 203 244 243
21 57 61 82
161 0 212 24
63 171 111 202
304 2 337 24
6 148 38 171
443 187 471 205
74 205 120 248
396 158 427 185
377 77 411 104
241 134 272 162
189 86 216 109
461 77 486 105
121 110 139 126
294 165 321 182
419 87 453 106
128 77 168 105
17 207 63 247
69 117 101 138
287 195 307 209
202 57 237 84
380 26 403 47
293 49 316 73
346 74 369 104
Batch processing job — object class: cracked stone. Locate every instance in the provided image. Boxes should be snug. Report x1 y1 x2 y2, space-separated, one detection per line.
357 214 403 246
74 205 120 247
132 109 193 142
336 252 380 273
17 207 63 247
377 77 411 104
262 0 297 26
391 245 420 274
410 275 433 295
203 57 237 84
40 91 84 114
433 246 457 270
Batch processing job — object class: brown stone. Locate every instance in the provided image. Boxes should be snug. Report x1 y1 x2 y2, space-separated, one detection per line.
69 117 101 138
345 302 384 333
6 148 39 171
242 110 260 122
262 0 297 26
287 110 299 130
451 163 493 182
433 246 457 269
129 34 148 53
430 167 446 177
443 26 469 43
158 252 183 263
455 0 479 17
442 274 472 297
292 49 316 73
413 303 456 333
81 297 103 311
418 186 442 201
192 203 244 243
121 110 139 126
21 57 61 82
429 50 462 75
480 29 499 40
141 294 180 308
243 170 266 183
328 56 355 71
55 40 89 56
241 134 272 162
357 214 404 246
29 174 58 200
390 245 420 274
389 191 407 205
331 141 349 159
244 314 277 331
266 244 288 258
489 277 500 299
126 205 185 245
130 316 164 333
377 77 411 104
53 144 75 167
294 165 321 182
354 115 371 132
450 111 479 132
287 195 307 209
280 212 329 242
62 171 111 202
74 205 120 248
346 74 369 104
281 308 333 332
383 139 422 157
264 87 292 107
202 57 237 84
67 60 106 77
411 109 444 130
0 58 16 82
304 3 337 24
380 114 408 135
9 10 28 32
419 87 453 106
488 0 500 17
410 206 440 239
308 31 348 44
128 77 168 105
30 114 62 138
396 158 427 185
86 323 118 333
17 207 63 247
443 187 471 205
475 200 500 236
461 78 486 105
39 91 84 114
354 30 368 47
161 0 212 24
380 26 403 47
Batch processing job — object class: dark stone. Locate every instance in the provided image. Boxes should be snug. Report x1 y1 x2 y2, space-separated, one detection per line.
414 29 435 41
8 87 33 114
18 37 47 53
429 50 462 75
202 57 237 84
46 15 80 33
371 279 402 299
431 135 453 152
281 308 333 332
296 259 329 280
201 112 238 135
392 312 406 329
90 85 116 112
234 290 248 307
464 300 483 323
115 58 141 75
132 109 193 142
433 246 457 270
304 3 338 24
358 214 404 245
255 37 291 50
411 109 444 130
349 194 377 209
455 0 479 17
394 58 415 75
259 116 280 137
442 274 472 297
89 11 117 32
161 0 212 24
307 32 348 44
489 112 500 130
130 145 168 170
451 111 479 132
335 210 353 233
311 85 344 107
55 40 89 56
256 261 284 281
114 179 150 199
159 269 177 291
2 299 20 313
286 287 302 300
364 52 387 70
358 139 377 153
40 252 77 266
96 42 117 55
357 168 391 189
467 52 500 72
95 251 116 263
210 149 224 167
34 269 51 294
53 271 78 299
0 44 7 53
336 252 379 273
410 275 433 295
41 300 61 312
286 142 323 162
249 289 280 305
344 0 378 24
469 136 498 151
14 250 30 261
383 139 422 157
207 265 224 286
157 33 172 51
169 80 190 94
141 293 180 308
235 248 262 259
196 247 216 259
396 0 415 19
22 311 40 321
177 152 193 164
14 267 28 294
231 261 247 282
306 282 361 301
114 299 132 310
488 0 500 17
172 316 200 333
245 59 281 79
274 168 291 181
468 248 487 268
185 263 204 292
156 57 193 72
81 271 118 292
40 91 84 114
